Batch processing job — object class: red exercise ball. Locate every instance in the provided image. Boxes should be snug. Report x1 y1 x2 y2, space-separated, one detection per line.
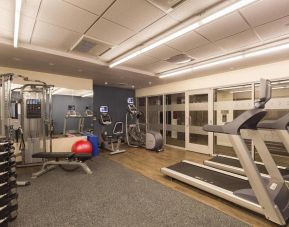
71 140 92 154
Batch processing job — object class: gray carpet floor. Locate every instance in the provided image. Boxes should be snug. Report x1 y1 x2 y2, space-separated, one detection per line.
10 156 249 227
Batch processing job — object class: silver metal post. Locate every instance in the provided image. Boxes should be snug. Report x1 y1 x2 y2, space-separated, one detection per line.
229 134 285 225
246 130 283 181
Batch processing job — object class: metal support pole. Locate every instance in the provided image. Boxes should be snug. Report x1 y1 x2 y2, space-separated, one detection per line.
229 134 285 225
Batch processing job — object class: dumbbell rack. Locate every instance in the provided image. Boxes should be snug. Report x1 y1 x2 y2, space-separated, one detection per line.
0 140 18 227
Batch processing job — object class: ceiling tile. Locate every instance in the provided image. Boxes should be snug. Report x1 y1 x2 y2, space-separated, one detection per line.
141 60 180 73
186 43 223 60
100 15 178 62
103 0 165 31
63 0 114 15
196 12 249 42
123 54 159 68
240 0 289 27
39 0 97 33
0 8 35 43
32 21 82 51
86 18 134 45
0 8 13 40
100 34 145 61
166 31 209 52
137 15 178 40
0 0 41 18
169 0 221 21
255 16 289 40
145 45 181 60
215 29 260 51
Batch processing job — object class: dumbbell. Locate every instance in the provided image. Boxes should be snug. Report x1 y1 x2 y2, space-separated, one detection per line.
0 171 17 180
0 176 16 185
0 193 17 207
0 217 8 227
0 180 17 193
0 188 17 202
0 161 16 172
0 199 18 215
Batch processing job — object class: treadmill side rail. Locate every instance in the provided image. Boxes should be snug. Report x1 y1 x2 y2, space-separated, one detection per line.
161 164 263 215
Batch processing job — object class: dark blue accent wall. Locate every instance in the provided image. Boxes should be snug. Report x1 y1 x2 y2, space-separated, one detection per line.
52 95 93 134
93 85 135 136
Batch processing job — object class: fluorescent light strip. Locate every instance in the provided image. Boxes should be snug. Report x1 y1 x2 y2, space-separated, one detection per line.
159 42 289 79
14 0 22 48
109 0 257 68
159 68 194 79
244 43 289 57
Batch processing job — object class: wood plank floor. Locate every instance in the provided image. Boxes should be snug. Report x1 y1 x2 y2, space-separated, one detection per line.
105 146 285 227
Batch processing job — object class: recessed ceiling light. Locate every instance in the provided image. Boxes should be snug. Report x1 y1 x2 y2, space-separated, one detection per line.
49 62 55 66
132 85 135 89
104 82 108 85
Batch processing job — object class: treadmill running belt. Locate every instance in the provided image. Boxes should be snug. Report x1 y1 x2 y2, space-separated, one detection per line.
209 156 289 176
168 162 251 192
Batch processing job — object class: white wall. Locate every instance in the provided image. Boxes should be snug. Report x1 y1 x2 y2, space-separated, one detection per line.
0 66 92 90
136 59 289 97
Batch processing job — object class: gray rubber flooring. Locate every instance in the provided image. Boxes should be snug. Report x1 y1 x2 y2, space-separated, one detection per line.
11 156 249 227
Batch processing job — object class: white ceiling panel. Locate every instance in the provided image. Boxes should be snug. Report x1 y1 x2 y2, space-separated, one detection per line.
215 29 260 51
87 18 134 46
166 31 209 52
32 21 82 51
137 15 178 40
39 0 97 33
123 54 159 68
240 0 289 27
0 8 35 43
64 0 114 15
0 8 13 40
196 12 249 42
169 0 221 21
186 43 223 60
145 45 181 60
103 0 165 31
142 60 182 73
255 16 289 40
100 34 145 61
100 15 178 61
0 0 41 18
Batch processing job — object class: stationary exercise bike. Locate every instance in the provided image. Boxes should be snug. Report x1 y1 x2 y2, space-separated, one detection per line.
126 98 163 152
99 106 126 155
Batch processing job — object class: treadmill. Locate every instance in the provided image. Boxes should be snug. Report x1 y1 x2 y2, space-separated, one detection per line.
161 79 289 225
204 113 289 181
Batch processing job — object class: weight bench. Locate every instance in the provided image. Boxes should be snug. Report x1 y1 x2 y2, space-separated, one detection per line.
32 152 92 178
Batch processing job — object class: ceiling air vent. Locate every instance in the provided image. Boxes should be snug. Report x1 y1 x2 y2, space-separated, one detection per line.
166 54 194 64
146 0 185 13
71 36 112 56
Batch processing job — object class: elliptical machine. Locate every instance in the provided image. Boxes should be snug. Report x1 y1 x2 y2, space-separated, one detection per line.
126 99 163 152
99 106 126 155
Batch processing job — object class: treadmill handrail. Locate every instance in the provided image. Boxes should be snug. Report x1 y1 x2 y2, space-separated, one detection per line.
258 113 289 130
203 109 267 135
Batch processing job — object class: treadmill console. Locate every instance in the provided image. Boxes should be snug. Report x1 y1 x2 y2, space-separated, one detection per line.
127 97 134 104
99 106 111 125
26 99 41 119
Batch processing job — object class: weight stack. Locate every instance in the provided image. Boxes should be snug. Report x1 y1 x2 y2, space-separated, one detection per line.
0 140 18 227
